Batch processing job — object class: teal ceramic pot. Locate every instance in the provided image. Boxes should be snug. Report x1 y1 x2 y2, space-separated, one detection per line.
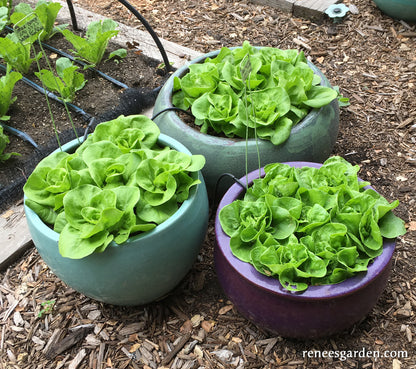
153 49 340 200
372 0 416 22
24 135 209 306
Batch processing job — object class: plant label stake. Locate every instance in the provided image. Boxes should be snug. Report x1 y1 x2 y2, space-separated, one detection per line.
13 13 43 44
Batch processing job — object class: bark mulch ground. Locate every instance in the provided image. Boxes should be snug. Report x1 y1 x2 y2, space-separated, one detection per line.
1 0 416 368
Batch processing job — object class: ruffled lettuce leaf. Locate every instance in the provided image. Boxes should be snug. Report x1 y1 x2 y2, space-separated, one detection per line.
219 156 407 292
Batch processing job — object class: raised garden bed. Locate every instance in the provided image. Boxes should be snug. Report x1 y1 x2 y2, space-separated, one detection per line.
0 0 204 213
0 31 165 213
1 0 415 368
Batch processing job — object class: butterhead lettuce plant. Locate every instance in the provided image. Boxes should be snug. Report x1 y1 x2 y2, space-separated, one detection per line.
23 115 205 259
172 41 338 145
219 156 406 292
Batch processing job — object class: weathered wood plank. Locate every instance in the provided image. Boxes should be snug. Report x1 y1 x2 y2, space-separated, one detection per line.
250 0 296 13
294 0 342 20
0 203 32 270
250 0 342 20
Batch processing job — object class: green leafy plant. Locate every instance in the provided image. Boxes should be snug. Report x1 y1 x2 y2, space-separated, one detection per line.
0 33 42 73
10 0 67 41
35 57 87 102
61 19 126 68
37 299 55 317
108 48 127 61
333 85 350 108
23 115 205 259
219 156 406 292
0 0 11 31
0 7 8 32
0 64 22 120
172 41 338 145
0 126 20 161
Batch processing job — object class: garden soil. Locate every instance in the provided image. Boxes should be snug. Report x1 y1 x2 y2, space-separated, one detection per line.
1 0 416 368
0 33 166 213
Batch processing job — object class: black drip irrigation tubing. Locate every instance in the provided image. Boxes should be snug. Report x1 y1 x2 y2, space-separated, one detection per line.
0 123 38 148
0 63 93 122
65 0 79 31
4 25 129 90
40 42 129 89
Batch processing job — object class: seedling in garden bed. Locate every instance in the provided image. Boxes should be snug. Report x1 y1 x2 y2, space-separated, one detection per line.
62 19 126 68
10 0 67 41
11 12 80 148
0 125 20 161
0 33 42 74
0 0 11 31
0 63 22 121
35 57 87 102
0 7 8 32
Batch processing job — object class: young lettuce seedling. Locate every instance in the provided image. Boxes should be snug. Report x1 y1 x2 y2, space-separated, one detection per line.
62 19 126 68
10 0 67 41
0 126 20 161
0 0 11 31
35 57 87 102
0 63 22 120
0 33 42 74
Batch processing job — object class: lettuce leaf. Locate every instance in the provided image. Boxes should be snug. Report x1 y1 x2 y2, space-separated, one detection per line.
219 156 407 292
172 41 338 145
24 114 205 259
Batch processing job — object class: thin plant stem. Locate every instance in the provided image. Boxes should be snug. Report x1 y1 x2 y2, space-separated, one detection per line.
32 42 62 149
240 54 251 187
240 53 261 186
36 39 80 145
249 73 261 178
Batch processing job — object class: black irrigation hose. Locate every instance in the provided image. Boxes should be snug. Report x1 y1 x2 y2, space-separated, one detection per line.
151 106 193 121
214 172 247 206
65 0 80 32
0 122 38 148
39 42 129 90
0 64 93 123
65 0 173 75
4 25 129 90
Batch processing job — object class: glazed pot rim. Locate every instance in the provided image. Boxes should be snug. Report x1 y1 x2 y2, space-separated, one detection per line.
215 161 396 301
24 133 203 249
157 48 333 146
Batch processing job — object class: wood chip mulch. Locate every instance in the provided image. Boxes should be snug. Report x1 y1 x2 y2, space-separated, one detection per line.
1 0 416 368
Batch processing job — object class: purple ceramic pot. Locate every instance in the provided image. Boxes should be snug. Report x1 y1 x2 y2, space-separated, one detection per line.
214 162 396 339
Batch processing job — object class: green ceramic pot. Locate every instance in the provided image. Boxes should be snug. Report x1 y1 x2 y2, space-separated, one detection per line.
24 135 209 306
153 49 340 200
372 0 416 22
